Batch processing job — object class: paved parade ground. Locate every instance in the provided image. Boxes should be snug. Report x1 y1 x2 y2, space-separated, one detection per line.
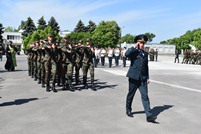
0 54 201 134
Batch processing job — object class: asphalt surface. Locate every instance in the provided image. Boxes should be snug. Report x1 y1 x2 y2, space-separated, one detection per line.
0 54 201 134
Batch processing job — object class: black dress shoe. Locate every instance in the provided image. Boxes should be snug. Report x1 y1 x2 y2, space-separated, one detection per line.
147 116 157 122
126 111 133 117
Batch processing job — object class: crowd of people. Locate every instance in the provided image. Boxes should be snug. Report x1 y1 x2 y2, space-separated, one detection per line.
26 34 97 93
181 50 201 65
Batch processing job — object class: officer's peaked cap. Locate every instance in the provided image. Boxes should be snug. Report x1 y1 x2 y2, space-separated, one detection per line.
134 34 148 43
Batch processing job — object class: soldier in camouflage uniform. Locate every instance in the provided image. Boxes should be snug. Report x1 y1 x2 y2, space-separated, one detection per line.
82 38 96 91
50 42 59 92
149 48 155 61
26 43 34 76
74 40 84 85
61 37 75 92
39 40 46 88
44 34 57 92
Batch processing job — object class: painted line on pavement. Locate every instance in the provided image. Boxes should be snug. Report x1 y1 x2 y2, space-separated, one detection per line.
99 69 201 93
150 79 201 93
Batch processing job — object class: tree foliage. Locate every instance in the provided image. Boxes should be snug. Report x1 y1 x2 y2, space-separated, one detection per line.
119 34 134 44
48 16 60 33
91 20 120 48
74 20 86 32
86 20 96 33
18 21 25 31
22 17 36 39
144 32 156 42
67 32 91 44
161 28 201 50
37 16 47 30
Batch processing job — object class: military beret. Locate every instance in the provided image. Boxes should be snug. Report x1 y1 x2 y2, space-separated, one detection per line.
134 34 148 43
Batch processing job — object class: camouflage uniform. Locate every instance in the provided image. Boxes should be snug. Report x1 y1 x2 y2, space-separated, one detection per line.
82 44 96 91
149 48 155 61
74 43 84 85
61 43 75 92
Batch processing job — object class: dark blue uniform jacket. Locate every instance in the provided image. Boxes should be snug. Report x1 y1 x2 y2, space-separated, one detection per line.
125 47 149 81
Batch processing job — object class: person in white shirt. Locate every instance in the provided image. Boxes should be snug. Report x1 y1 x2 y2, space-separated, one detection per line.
94 47 100 67
107 47 114 67
114 47 120 66
100 48 106 66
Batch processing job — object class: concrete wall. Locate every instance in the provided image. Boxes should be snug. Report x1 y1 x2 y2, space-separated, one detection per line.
121 42 176 55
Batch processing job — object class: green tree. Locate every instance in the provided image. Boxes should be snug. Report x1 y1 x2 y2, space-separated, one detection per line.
144 32 156 42
4 26 14 32
48 16 60 33
86 20 96 33
37 16 46 30
74 20 86 32
29 30 41 43
91 20 120 48
0 23 4 43
119 34 134 44
23 34 32 49
22 17 36 39
18 21 25 31
67 32 91 43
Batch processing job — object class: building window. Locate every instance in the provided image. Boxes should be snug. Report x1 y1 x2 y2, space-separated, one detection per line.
7 35 20 40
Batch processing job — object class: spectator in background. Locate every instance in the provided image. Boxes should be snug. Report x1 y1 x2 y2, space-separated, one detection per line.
107 47 114 67
114 47 120 66
174 50 179 63
5 41 18 71
155 49 158 61
100 48 106 66
121 47 127 67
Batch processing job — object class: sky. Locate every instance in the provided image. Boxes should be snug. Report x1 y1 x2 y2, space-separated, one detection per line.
1 0 201 43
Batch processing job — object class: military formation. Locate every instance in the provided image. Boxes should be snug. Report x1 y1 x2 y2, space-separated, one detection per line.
25 34 96 93
181 50 201 65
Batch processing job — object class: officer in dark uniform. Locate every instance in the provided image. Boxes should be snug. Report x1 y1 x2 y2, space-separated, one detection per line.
125 34 157 123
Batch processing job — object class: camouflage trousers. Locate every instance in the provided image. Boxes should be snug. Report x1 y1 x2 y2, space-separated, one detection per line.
75 62 82 82
28 59 32 75
62 63 74 85
82 62 94 81
37 61 41 81
44 61 51 87
51 61 57 83
33 60 37 79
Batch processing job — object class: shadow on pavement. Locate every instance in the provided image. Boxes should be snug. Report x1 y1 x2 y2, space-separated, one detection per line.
0 98 39 107
152 105 174 117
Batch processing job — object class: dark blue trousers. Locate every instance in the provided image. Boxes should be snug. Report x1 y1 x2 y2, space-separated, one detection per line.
126 78 152 117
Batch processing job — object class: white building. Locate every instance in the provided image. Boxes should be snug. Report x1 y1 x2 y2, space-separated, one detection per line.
2 30 23 52
59 30 71 38
121 42 176 55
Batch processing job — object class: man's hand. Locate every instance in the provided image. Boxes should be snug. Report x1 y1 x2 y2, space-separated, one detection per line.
147 79 150 84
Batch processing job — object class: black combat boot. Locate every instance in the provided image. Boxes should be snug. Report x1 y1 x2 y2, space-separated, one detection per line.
68 84 75 92
34 76 38 81
52 83 57 93
41 80 45 88
57 78 61 87
91 81 96 91
38 78 41 84
46 84 51 92
83 76 88 89
68 76 75 92
62 82 66 90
